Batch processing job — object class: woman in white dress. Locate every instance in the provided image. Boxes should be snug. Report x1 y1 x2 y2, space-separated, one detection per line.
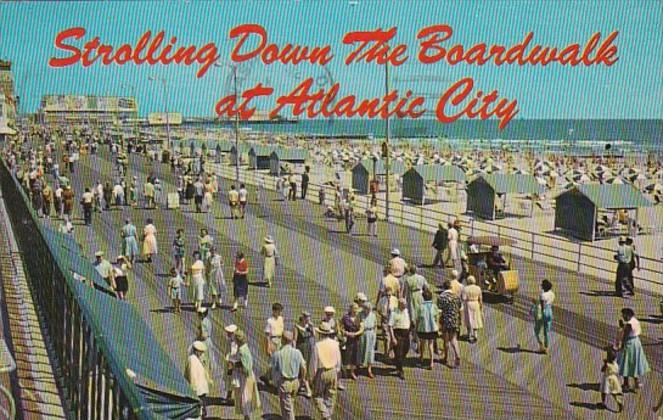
461 276 484 343
260 236 277 287
190 251 206 312
207 246 225 309
142 218 158 263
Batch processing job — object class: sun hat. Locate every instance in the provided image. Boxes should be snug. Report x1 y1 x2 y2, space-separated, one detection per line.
224 324 238 334
323 306 336 314
192 341 207 352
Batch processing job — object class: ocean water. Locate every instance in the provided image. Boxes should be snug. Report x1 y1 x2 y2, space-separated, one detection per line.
195 119 662 149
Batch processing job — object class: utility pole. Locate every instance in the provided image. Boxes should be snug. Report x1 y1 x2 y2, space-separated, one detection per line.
233 65 239 182
214 62 241 182
148 76 171 150
384 62 391 221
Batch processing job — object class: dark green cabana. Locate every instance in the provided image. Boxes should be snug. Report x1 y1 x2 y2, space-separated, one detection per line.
351 159 406 194
554 184 652 241
269 148 309 176
402 164 466 204
466 173 544 219
248 145 276 170
228 143 251 167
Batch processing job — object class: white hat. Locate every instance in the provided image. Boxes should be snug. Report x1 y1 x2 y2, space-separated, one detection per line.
192 341 207 352
355 292 368 302
391 248 400 256
197 307 208 315
451 269 459 279
264 235 274 243
323 306 336 314
95 251 104 257
224 324 238 333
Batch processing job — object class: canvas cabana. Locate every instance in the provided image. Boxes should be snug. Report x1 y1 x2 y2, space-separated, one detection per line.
402 164 466 204
554 184 653 241
351 159 406 194
228 143 251 166
248 145 276 170
214 140 233 155
0 125 16 143
466 173 544 220
269 148 308 176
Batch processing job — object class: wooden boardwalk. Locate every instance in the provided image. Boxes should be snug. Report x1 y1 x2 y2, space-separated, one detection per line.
43 148 663 419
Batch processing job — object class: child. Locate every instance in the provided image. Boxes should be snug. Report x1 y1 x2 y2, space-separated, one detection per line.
599 348 623 412
612 319 624 351
168 268 186 314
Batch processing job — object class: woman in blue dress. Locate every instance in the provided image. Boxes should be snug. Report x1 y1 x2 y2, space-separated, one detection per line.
359 302 377 378
616 308 650 392
121 218 139 264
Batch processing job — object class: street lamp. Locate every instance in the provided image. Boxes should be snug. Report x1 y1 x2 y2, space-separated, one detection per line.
148 76 171 150
120 83 138 144
384 62 391 221
214 62 240 182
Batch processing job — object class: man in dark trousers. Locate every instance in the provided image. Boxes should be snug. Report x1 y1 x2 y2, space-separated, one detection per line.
301 166 310 200
613 236 633 297
625 237 640 296
431 223 449 268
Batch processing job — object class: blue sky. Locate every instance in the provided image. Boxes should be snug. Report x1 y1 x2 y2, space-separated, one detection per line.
1 0 661 119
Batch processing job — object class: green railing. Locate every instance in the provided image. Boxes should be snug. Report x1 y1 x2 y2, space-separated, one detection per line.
0 161 154 420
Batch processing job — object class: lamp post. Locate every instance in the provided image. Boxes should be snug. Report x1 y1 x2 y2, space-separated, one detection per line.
148 76 171 150
121 83 138 144
384 62 391 221
214 62 240 182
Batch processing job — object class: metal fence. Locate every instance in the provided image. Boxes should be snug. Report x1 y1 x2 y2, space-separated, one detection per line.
0 161 152 420
211 162 663 291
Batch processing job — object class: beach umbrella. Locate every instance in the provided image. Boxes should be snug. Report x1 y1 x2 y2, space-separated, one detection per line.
512 168 529 175
606 177 624 184
578 174 592 183
563 181 579 190
645 182 663 192
629 173 648 182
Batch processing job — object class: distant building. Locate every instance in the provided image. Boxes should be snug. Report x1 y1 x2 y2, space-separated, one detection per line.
0 60 17 126
39 94 138 126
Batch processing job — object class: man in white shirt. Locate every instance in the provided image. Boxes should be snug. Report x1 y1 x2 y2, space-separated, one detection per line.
81 187 94 226
54 185 64 217
311 322 342 419
228 185 240 219
112 183 124 207
238 183 248 218
261 302 284 386
389 248 407 280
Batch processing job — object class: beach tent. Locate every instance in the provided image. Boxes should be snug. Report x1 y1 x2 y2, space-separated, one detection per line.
248 145 277 170
402 164 466 204
0 125 17 142
466 173 544 219
554 184 653 241
269 148 308 176
351 159 406 195
215 140 234 153
228 143 251 167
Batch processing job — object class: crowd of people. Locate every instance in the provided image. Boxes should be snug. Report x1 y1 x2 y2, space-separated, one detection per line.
1 124 659 419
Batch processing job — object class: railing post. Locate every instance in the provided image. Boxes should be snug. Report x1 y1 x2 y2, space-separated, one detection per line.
577 242 582 272
531 232 535 259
